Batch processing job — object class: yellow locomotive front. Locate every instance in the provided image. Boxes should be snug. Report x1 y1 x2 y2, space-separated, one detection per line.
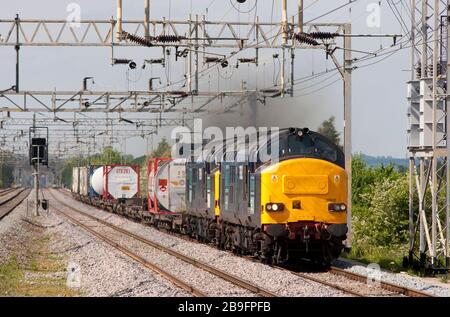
260 158 348 264
185 127 348 267
257 129 348 266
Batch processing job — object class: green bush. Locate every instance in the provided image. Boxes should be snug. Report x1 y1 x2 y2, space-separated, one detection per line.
349 155 410 270
353 176 409 247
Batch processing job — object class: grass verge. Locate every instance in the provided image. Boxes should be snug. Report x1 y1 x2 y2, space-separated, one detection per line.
341 243 411 273
0 230 80 297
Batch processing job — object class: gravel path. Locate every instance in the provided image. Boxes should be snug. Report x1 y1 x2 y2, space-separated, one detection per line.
49 189 352 297
333 258 450 297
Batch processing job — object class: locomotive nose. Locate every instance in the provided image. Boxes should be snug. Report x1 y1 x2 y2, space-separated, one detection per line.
260 157 348 226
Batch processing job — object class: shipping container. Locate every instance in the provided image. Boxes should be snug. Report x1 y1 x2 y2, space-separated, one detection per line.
90 165 140 200
87 165 100 197
79 167 88 196
148 158 186 213
72 167 80 194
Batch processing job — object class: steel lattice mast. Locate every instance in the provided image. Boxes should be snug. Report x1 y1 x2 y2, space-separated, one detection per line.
407 0 450 272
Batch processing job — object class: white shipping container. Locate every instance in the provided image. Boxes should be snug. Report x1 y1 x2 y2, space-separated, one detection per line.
72 167 80 194
91 167 104 196
91 165 139 199
79 167 89 196
148 159 186 212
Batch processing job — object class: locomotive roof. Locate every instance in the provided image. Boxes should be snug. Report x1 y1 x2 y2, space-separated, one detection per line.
193 128 344 167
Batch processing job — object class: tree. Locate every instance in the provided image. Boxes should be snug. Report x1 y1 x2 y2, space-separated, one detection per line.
349 155 414 269
0 162 14 188
317 116 340 146
352 154 399 206
60 146 134 187
90 146 124 165
353 176 410 247
150 138 172 158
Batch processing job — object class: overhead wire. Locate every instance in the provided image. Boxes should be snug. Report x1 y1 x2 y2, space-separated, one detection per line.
145 0 424 105
288 18 447 96
264 1 423 96
293 77 342 98
305 0 359 23
153 0 360 94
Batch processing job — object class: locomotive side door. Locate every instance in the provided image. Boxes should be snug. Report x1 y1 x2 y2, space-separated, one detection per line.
186 164 194 211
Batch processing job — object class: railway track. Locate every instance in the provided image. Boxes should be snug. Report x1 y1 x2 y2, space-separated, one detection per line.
277 267 366 297
47 190 278 297
328 266 433 297
0 188 31 220
55 189 435 298
0 187 17 197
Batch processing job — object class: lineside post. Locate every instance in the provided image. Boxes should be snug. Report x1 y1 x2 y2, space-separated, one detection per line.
344 23 352 248
446 0 450 267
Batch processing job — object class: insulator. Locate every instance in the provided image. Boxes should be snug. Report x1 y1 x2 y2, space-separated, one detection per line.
308 32 338 40
238 58 257 63
436 63 443 76
428 64 434 77
176 48 189 58
205 57 221 63
294 33 319 46
146 58 164 64
113 58 132 64
415 64 422 79
152 35 186 43
123 32 153 47
168 91 189 97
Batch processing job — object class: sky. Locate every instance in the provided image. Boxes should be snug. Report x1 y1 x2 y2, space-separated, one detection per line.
0 0 412 158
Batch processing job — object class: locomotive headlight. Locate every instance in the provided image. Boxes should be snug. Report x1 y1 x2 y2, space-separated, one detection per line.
328 203 347 212
266 203 284 212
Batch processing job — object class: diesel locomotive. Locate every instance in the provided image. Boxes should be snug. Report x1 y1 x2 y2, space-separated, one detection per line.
181 127 348 266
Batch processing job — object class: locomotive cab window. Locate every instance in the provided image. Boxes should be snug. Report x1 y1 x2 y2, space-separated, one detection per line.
282 133 344 168
287 134 315 155
314 138 338 163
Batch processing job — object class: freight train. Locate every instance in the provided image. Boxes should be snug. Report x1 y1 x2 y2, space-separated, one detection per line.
71 164 143 214
71 128 348 266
